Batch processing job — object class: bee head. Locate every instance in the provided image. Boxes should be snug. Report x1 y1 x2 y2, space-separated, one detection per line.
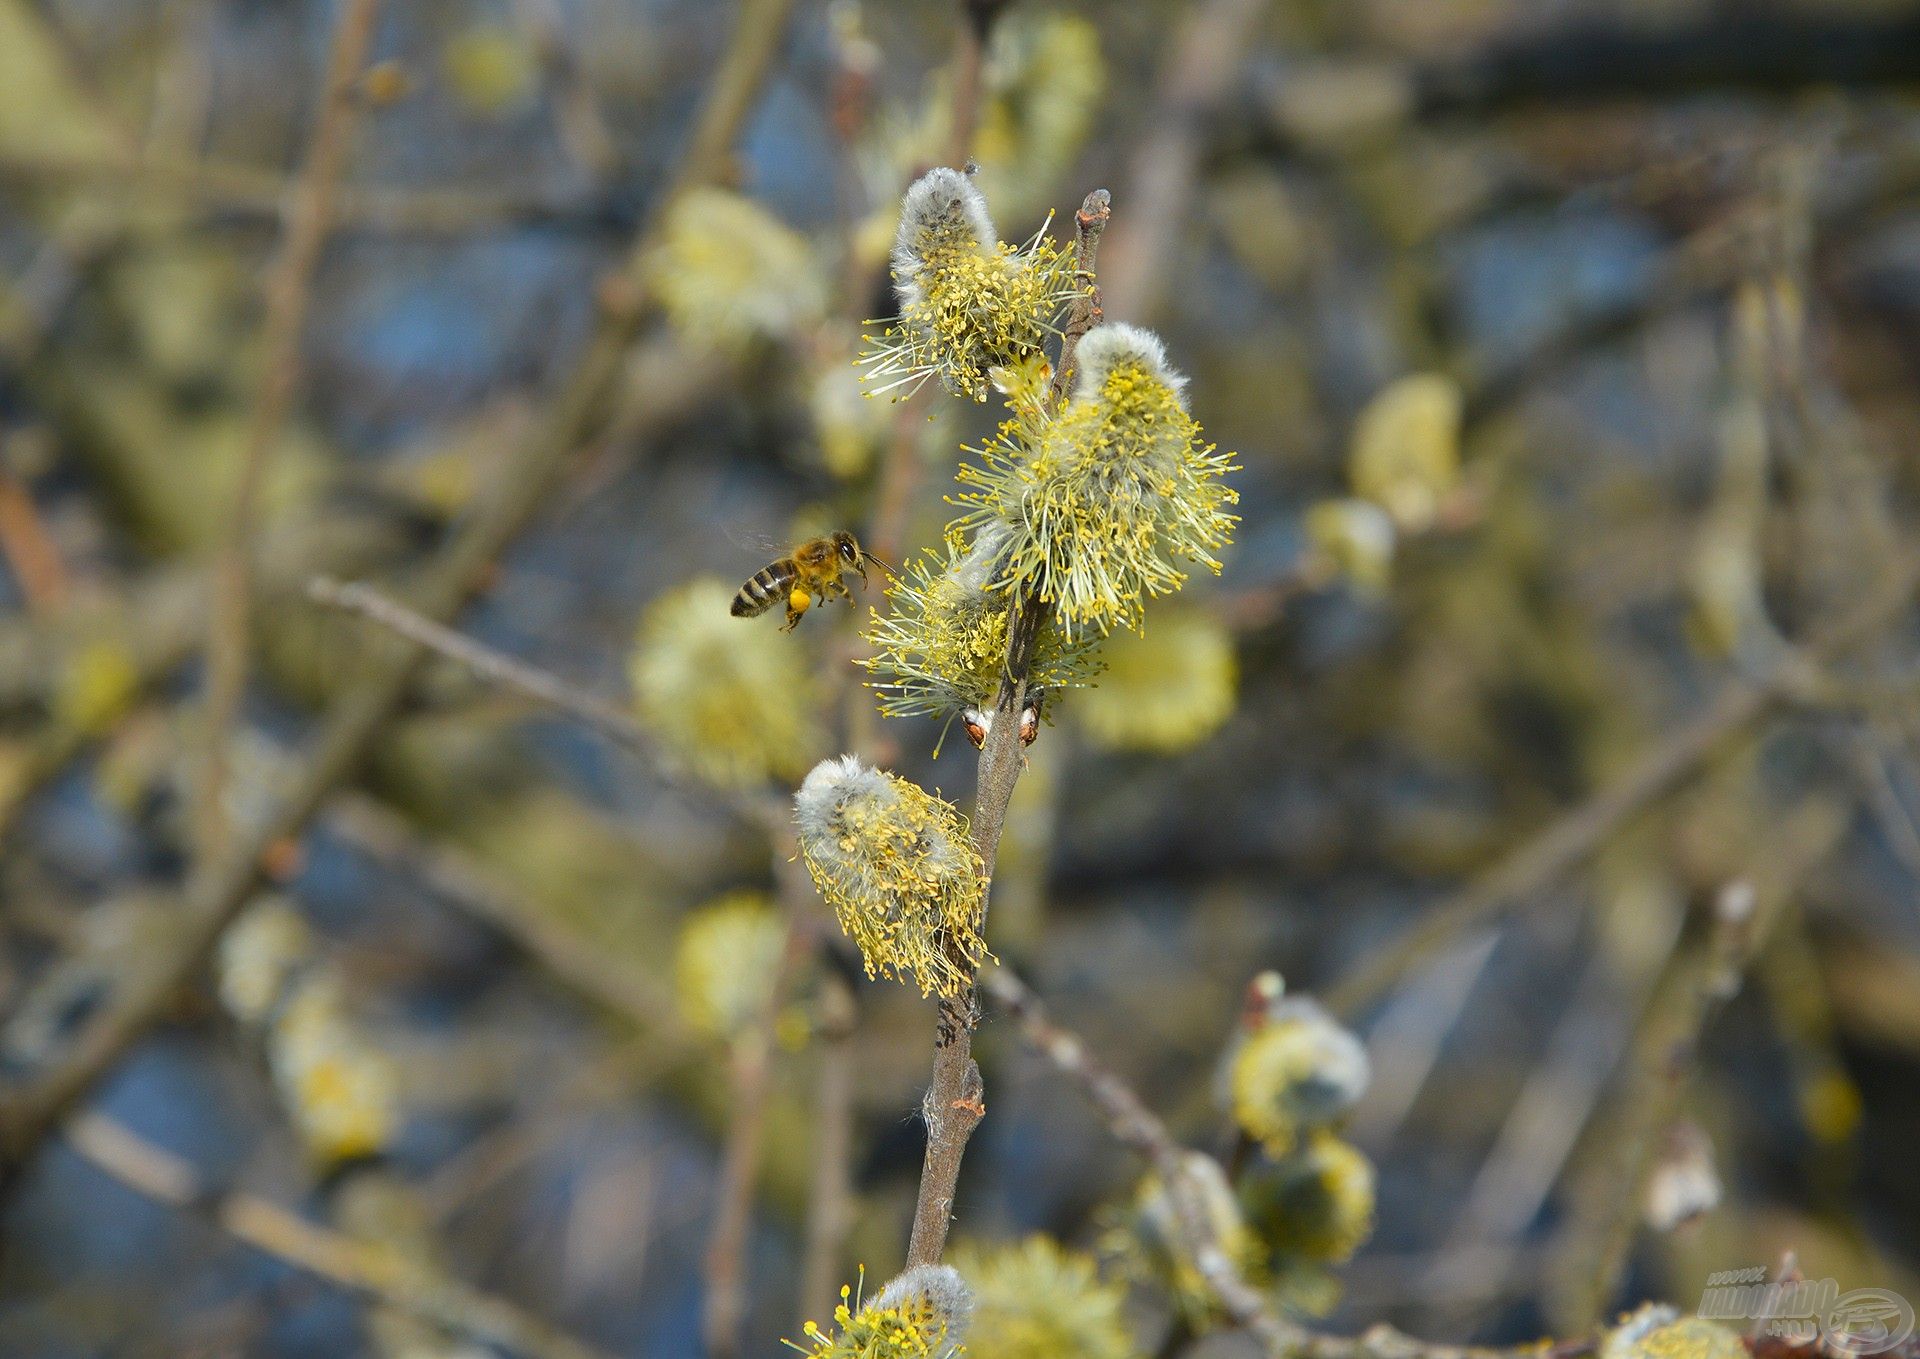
834 532 860 564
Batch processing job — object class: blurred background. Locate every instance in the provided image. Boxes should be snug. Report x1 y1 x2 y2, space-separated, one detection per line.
2 0 1920 1355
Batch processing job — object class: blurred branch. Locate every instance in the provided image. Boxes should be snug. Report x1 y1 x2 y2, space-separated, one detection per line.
199 0 384 873
903 188 1109 1272
306 576 648 748
1416 13 1920 115
67 1112 617 1359
1098 0 1266 321
1326 552 1920 1018
0 150 625 236
863 0 1013 582
944 0 1007 168
511 0 621 181
307 575 782 832
325 794 687 1036
0 0 797 1187
0 447 68 615
1554 854 1813 1327
796 970 858 1331
982 965 1591 1359
703 867 810 1359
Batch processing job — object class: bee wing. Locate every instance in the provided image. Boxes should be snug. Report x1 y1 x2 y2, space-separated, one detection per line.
724 525 789 556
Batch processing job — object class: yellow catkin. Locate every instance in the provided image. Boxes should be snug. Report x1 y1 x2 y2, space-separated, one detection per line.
794 757 987 998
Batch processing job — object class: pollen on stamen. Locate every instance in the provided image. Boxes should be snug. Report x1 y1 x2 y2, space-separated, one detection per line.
858 168 1079 403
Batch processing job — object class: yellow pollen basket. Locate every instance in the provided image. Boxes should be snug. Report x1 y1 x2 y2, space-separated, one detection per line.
789 586 813 615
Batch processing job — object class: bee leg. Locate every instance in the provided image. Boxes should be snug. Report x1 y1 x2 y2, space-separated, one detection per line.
782 587 813 632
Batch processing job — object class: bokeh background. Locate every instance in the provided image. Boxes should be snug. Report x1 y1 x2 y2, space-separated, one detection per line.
2 0 1920 1355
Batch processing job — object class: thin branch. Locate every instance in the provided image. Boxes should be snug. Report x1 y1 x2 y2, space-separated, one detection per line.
1097 0 1266 322
1047 190 1110 406
197 0 384 871
1325 551 1920 1018
307 577 647 749
67 1113 616 1359
0 444 69 615
326 794 687 1035
980 966 1590 1359
510 0 621 181
305 575 782 833
1552 883 1766 1328
903 187 1108 1271
0 149 622 237
797 970 859 1330
702 861 812 1359
0 0 797 1185
943 0 1007 168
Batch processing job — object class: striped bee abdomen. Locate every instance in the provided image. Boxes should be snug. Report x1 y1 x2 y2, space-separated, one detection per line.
731 559 796 618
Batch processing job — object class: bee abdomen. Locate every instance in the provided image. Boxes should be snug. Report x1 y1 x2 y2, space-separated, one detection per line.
731 561 795 618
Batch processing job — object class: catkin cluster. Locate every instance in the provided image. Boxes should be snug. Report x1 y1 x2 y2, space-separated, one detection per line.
860 174 1240 746
792 1265 974 1359
1602 1306 1747 1359
218 899 400 1167
860 168 1077 402
630 578 819 788
794 756 987 998
951 1235 1135 1359
862 520 1099 734
955 323 1239 636
1226 994 1371 1157
674 890 786 1042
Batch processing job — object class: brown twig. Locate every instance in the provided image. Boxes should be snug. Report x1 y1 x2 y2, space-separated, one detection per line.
305 575 783 834
1552 796 1845 1329
702 860 812 1359
863 0 1010 576
981 966 1590 1359
510 0 621 181
1552 881 1765 1328
197 0 384 873
944 0 1007 169
1097 0 1266 322
67 1112 616 1359
902 187 1108 1271
1325 551 1920 1019
0 0 797 1187
308 576 645 746
0 449 69 615
797 970 859 1330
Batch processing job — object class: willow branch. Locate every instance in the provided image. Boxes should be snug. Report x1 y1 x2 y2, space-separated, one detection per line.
1097 0 1266 321
0 0 796 1184
0 149 621 236
308 575 642 741
1325 551 1920 1018
305 575 782 832
797 970 859 1329
198 0 383 871
943 0 1007 168
903 187 1108 1271
864 0 1013 577
1553 794 1845 1329
980 966 1588 1359
68 1113 615 1359
702 862 811 1359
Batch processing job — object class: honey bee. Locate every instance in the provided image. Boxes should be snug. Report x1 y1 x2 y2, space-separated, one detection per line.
731 531 882 632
